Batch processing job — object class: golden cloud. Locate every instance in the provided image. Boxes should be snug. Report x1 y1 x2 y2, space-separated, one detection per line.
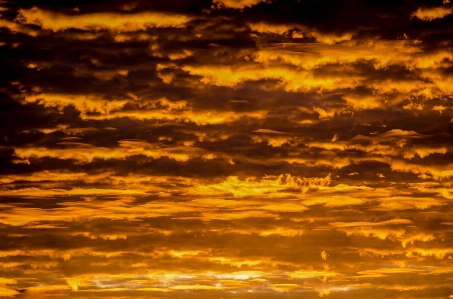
413 6 453 21
16 7 191 31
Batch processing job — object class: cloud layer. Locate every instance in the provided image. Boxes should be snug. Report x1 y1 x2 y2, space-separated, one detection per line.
1 0 453 298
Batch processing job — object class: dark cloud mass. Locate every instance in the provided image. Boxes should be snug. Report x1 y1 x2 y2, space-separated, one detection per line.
1 0 453 298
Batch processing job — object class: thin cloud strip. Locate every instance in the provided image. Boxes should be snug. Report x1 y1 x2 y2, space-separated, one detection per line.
16 7 192 32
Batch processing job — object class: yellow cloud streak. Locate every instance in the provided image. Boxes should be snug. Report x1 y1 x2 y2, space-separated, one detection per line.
22 93 266 124
252 40 453 104
100 108 267 125
357 267 428 276
330 220 435 247
374 196 444 210
17 7 191 32
258 40 453 70
0 196 196 226
290 268 341 281
191 174 331 197
13 140 209 163
220 0 264 9
308 129 451 161
182 64 363 92
390 159 453 179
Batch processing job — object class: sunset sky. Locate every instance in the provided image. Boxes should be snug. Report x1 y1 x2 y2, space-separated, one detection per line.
1 0 453 298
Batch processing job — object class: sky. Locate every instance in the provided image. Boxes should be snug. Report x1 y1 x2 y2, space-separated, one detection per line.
1 0 453 298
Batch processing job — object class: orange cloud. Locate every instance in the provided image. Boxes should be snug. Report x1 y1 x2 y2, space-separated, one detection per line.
374 196 444 210
182 64 363 92
290 268 340 280
413 6 453 21
16 7 191 32
0 19 38 36
357 267 427 276
218 0 264 9
0 278 19 297
22 92 267 124
13 140 210 163
249 22 353 44
190 174 331 197
330 219 435 247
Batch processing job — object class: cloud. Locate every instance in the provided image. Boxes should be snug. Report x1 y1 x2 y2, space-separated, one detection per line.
289 268 340 280
2 0 453 297
190 174 331 197
374 196 444 210
16 7 192 32
218 0 264 9
357 267 427 276
330 219 435 247
0 278 19 297
0 19 38 36
413 6 453 21
12 139 215 163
